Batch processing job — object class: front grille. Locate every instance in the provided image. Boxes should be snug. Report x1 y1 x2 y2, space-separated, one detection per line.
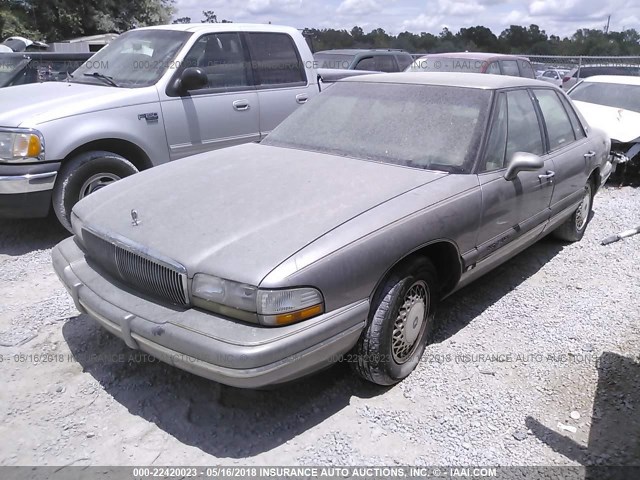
82 228 189 306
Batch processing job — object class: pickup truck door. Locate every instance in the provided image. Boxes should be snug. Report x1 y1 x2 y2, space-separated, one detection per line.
243 32 316 138
474 89 554 262
159 32 260 160
531 88 593 219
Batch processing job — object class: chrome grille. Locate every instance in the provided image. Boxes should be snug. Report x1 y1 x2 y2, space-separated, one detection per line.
82 228 188 306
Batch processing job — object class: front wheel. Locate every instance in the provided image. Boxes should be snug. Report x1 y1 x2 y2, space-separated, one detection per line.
351 257 439 386
553 181 593 242
52 151 138 231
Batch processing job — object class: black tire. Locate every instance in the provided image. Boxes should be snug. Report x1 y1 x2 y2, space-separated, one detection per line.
52 151 138 231
351 257 439 386
553 180 594 242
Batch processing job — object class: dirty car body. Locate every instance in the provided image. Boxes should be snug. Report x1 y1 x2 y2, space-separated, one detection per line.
53 73 611 388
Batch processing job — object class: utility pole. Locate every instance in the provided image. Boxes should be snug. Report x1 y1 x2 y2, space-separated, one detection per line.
604 15 611 34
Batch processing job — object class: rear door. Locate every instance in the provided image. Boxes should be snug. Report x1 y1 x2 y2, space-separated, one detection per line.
475 89 554 261
531 88 593 217
244 32 313 138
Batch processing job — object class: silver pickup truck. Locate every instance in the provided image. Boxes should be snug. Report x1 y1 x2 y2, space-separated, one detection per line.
0 23 318 230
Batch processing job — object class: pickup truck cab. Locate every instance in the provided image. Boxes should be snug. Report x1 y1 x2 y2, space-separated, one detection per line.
0 23 318 230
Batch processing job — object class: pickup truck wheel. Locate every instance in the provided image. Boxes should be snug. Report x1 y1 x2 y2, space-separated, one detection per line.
351 257 438 386
553 181 593 242
53 151 138 231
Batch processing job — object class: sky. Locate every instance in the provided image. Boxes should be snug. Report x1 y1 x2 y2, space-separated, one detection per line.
173 0 640 38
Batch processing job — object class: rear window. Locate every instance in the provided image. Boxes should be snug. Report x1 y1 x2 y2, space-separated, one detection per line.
246 32 306 85
569 82 640 113
407 57 485 73
578 66 640 78
264 82 491 173
313 53 355 69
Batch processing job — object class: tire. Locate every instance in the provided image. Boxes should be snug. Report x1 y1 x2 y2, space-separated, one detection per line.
553 180 594 242
52 151 138 231
351 257 439 386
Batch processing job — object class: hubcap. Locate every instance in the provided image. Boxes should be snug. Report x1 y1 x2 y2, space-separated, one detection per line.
575 184 591 231
392 280 429 364
79 173 121 199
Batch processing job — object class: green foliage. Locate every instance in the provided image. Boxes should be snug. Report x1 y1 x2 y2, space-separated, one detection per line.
305 24 640 56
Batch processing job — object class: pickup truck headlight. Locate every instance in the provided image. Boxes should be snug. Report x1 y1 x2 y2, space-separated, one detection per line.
192 274 324 326
0 128 45 163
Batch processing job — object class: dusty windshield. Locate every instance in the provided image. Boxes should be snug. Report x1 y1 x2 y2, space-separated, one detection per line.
264 82 491 173
570 82 640 113
71 29 192 88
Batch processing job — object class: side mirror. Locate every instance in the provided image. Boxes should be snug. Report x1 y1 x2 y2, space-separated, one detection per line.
178 67 208 92
504 152 544 181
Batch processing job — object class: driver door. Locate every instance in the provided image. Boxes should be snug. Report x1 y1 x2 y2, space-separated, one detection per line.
159 32 260 160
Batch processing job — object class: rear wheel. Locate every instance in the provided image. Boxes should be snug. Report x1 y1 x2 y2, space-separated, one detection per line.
351 257 438 386
52 151 138 232
553 181 593 242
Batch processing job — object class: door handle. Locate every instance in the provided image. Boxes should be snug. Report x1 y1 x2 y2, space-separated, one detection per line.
232 100 250 111
296 94 308 104
538 170 555 182
584 151 596 158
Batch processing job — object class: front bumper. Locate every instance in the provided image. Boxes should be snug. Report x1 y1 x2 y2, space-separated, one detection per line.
0 163 60 218
52 237 368 388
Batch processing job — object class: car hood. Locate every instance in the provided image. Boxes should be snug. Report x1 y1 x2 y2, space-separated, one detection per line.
573 100 640 143
74 143 446 286
0 82 159 128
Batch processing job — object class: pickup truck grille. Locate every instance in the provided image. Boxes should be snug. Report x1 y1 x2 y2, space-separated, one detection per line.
82 228 189 306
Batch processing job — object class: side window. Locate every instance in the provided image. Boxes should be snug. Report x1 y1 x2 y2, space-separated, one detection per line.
505 89 544 160
486 62 501 75
182 33 249 89
375 55 398 72
543 71 554 78
501 60 520 77
518 60 536 79
355 57 375 71
245 32 305 85
395 54 413 71
559 94 586 140
482 93 508 171
534 89 576 150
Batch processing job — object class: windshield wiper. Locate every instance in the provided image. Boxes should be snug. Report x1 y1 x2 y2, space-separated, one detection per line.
83 71 119 87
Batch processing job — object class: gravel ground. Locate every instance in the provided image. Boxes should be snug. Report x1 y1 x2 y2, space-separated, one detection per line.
0 186 638 467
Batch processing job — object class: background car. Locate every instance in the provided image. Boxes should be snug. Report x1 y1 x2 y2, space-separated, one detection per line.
313 48 414 72
0 52 92 88
538 68 569 88
53 73 610 389
568 75 640 186
563 64 640 89
407 52 536 78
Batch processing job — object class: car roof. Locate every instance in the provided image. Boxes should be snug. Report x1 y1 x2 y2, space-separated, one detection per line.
341 72 548 89
416 52 529 61
579 75 640 86
134 23 300 35
315 49 408 55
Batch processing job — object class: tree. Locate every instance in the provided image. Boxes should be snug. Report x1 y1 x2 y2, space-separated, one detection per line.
172 16 191 24
201 10 217 23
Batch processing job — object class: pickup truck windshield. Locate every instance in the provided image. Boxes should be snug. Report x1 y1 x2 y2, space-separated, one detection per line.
264 82 490 173
71 29 192 88
570 82 640 113
0 56 28 87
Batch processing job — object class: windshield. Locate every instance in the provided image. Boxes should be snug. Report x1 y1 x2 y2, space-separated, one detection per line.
570 82 640 113
71 29 192 88
263 82 491 173
0 56 28 86
314 53 356 69
407 56 485 73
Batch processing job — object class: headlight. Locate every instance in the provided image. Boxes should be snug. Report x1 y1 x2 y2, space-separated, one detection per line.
0 128 45 163
192 274 324 326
